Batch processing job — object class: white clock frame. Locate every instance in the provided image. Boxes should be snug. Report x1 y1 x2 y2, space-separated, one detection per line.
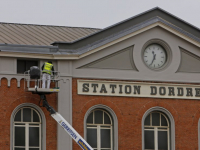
142 39 172 71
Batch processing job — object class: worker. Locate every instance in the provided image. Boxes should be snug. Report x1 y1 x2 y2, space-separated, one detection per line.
41 61 54 88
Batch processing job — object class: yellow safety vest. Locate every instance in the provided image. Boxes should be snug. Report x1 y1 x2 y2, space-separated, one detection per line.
42 62 53 75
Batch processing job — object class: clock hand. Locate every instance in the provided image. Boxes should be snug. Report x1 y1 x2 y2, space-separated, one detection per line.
150 51 155 65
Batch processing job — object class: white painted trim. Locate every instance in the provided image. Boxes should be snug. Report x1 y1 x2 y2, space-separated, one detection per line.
142 106 175 150
84 104 118 150
10 103 46 150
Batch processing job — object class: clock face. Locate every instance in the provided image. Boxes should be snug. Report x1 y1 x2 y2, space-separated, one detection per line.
143 44 167 69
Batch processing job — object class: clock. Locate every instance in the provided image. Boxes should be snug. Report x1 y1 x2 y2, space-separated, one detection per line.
143 44 167 69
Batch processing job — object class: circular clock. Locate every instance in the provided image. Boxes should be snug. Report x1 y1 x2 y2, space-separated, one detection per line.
143 44 167 69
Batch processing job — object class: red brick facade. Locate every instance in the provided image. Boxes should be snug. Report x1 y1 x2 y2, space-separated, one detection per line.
0 78 57 150
2 77 200 150
72 78 200 150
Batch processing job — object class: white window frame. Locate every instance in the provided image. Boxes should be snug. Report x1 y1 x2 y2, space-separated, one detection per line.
84 104 118 150
144 112 170 150
87 109 113 150
10 103 46 150
142 106 175 150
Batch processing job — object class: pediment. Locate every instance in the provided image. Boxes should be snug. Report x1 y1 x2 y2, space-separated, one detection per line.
79 46 138 71
177 48 200 73
72 25 200 83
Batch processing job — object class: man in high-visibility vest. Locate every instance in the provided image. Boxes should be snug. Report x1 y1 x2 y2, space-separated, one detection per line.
41 61 54 88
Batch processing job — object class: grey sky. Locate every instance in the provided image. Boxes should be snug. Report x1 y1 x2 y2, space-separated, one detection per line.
0 0 199 29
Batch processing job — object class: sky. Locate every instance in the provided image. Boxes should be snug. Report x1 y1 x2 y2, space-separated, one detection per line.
0 0 199 29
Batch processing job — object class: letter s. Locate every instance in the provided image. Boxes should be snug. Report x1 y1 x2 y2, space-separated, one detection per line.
83 83 89 92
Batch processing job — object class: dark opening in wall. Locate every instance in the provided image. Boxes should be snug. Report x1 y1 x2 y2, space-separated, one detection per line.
17 60 38 74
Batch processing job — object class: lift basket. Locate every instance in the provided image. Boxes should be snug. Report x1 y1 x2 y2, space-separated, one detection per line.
30 66 40 79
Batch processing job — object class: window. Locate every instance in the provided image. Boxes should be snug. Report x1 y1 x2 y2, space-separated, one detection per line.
144 111 170 150
13 107 42 150
86 109 113 150
17 60 38 74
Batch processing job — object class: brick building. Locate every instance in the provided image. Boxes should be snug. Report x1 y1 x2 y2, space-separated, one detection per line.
1 7 200 150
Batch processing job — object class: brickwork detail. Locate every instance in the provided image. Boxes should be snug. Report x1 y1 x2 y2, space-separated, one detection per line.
0 78 57 150
73 78 200 150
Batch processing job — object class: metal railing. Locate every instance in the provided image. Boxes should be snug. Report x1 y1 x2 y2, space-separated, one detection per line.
24 70 60 91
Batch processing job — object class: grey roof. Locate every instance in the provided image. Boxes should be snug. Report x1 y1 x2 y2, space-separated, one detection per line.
0 23 101 46
0 7 200 57
57 17 200 55
52 7 200 50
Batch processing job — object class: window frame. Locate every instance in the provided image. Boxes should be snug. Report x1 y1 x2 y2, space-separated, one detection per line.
142 106 175 150
84 104 118 150
17 59 39 74
10 103 46 150
87 109 113 150
144 111 170 150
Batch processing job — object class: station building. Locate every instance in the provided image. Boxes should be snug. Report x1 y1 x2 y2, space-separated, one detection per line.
1 7 200 150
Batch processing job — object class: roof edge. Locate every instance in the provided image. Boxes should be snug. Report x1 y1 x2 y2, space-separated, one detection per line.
52 7 200 46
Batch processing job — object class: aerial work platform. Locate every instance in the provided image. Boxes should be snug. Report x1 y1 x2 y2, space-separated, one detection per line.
24 66 60 94
24 66 94 150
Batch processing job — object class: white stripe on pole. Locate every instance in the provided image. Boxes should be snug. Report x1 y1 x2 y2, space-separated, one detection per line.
51 113 94 150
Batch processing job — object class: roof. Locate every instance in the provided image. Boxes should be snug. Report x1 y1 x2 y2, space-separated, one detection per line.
53 7 200 48
0 23 101 46
0 7 200 60
51 7 200 55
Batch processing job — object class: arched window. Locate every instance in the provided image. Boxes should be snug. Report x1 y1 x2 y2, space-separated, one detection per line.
86 109 113 150
142 107 175 150
11 104 46 150
144 111 170 150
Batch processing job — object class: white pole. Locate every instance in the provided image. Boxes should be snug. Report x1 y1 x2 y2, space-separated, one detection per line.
51 113 94 150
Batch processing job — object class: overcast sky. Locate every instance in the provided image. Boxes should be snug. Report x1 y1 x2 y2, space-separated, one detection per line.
0 0 199 29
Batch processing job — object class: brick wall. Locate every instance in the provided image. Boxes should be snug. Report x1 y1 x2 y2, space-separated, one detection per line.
0 78 57 150
72 78 200 150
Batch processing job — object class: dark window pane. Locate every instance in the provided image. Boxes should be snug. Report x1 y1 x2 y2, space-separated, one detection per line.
29 148 39 150
104 113 111 124
94 110 103 124
15 127 25 146
33 110 40 122
101 126 111 128
144 127 154 129
144 114 150 125
29 124 39 126
145 130 154 149
87 128 97 148
23 108 31 122
17 60 26 73
26 61 38 71
87 125 96 127
152 113 160 126
161 115 168 126
87 112 93 124
15 148 25 150
29 127 39 146
15 123 25 125
15 110 21 121
17 60 38 74
158 131 168 150
101 129 111 148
